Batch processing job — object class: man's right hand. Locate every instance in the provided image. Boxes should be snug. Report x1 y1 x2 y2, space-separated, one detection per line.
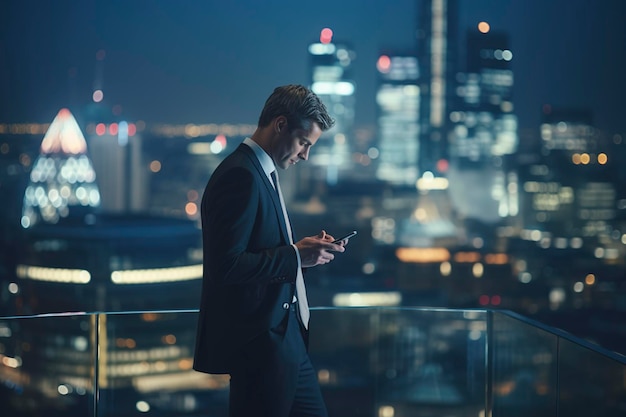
295 230 345 268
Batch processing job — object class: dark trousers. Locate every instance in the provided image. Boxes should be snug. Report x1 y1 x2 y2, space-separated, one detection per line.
228 306 328 417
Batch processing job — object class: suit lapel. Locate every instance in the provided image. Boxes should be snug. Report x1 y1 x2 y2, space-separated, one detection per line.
238 144 291 245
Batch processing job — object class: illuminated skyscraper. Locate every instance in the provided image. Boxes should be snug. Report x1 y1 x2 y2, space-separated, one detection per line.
446 27 519 226
21 109 101 228
450 28 517 162
375 53 420 186
416 0 458 175
308 28 356 184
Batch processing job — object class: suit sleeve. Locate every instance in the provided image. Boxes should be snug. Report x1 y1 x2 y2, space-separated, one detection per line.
201 165 298 286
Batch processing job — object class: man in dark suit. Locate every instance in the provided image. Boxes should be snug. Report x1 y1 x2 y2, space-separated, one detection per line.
194 85 346 417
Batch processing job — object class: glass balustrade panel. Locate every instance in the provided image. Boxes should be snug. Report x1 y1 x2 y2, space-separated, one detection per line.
557 337 626 417
312 307 488 417
0 313 96 417
491 312 558 417
95 310 229 417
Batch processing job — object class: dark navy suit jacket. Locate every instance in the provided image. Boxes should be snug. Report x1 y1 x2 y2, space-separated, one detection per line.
193 143 303 374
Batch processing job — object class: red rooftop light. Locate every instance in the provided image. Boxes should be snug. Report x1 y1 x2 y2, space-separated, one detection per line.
320 28 333 44
377 55 391 73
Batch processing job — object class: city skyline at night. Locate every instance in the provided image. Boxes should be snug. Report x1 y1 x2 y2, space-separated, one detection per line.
2 2 626 415
1 1 625 322
1 0 625 136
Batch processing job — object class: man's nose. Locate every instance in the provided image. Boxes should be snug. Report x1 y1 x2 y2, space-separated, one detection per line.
299 148 310 161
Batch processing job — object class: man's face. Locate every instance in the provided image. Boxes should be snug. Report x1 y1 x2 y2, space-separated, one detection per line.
272 120 322 170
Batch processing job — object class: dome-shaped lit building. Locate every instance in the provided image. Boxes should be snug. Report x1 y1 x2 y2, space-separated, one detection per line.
21 109 101 229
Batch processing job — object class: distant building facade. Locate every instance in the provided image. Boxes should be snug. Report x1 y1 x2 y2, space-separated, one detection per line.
416 0 459 175
308 28 357 185
375 53 421 186
87 120 147 213
447 27 519 225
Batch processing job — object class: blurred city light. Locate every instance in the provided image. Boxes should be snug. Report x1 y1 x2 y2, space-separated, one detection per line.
478 21 490 33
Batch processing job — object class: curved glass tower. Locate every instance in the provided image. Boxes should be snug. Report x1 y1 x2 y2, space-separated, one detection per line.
21 108 100 228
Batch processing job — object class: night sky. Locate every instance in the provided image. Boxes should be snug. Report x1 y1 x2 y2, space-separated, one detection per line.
1 0 625 134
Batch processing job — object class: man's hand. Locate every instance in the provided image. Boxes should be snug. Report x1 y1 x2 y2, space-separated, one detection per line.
295 230 345 268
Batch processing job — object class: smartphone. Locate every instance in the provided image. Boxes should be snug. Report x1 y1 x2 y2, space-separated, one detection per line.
332 230 357 244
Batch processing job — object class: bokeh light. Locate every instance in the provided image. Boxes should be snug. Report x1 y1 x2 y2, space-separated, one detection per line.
478 21 490 33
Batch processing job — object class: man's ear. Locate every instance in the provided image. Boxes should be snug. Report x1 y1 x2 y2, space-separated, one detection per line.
275 116 287 133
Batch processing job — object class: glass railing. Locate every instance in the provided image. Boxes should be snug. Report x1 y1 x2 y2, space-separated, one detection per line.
490 311 626 417
1 308 624 416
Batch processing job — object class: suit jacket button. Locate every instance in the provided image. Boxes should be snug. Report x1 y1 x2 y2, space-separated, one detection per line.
282 302 290 310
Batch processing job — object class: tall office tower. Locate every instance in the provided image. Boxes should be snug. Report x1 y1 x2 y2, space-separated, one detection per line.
450 28 517 162
375 53 421 186
308 28 356 185
446 27 518 227
87 120 147 213
21 109 101 228
416 0 458 176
